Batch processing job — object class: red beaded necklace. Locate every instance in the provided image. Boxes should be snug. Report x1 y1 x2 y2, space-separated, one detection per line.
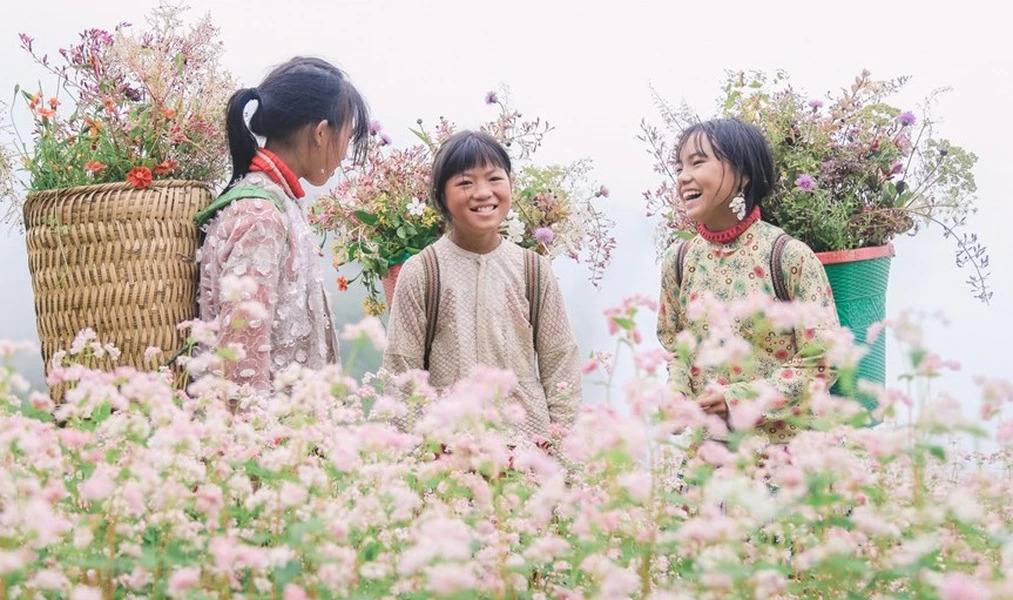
250 148 305 199
696 205 761 244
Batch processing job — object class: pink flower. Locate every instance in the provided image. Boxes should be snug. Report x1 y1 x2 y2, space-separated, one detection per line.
425 564 478 595
484 91 498 104
167 567 201 598
368 119 382 135
534 226 554 244
997 420 1013 444
581 358 598 374
937 573 990 600
340 317 387 351
697 440 735 467
727 398 764 431
79 467 116 502
283 584 309 600
597 185 610 198
71 586 103 600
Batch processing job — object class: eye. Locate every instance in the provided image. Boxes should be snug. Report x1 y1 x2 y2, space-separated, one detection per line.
489 175 505 182
456 179 472 187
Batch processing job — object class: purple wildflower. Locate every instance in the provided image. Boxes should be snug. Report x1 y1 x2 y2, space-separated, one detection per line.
898 111 916 126
795 174 816 191
808 99 824 110
484 91 498 105
597 185 610 198
368 120 382 135
18 33 33 52
380 133 392 146
534 226 555 244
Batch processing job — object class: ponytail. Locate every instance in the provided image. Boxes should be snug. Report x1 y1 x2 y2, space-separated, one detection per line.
225 88 261 185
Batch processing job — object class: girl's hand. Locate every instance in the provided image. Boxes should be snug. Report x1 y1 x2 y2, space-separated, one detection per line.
697 391 729 417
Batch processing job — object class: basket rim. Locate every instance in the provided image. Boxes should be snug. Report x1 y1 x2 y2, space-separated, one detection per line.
25 179 216 203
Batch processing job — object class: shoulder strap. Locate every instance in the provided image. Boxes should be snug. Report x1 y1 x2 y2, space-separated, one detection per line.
770 233 793 302
675 239 693 288
420 246 440 371
524 250 544 342
194 185 284 229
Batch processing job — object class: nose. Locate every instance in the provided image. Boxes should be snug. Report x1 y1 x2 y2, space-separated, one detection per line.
472 180 493 199
676 168 692 188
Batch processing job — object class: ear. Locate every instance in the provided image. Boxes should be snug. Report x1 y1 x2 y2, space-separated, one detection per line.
313 120 330 147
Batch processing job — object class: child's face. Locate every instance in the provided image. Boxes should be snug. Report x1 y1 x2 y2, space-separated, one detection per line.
443 162 511 237
675 134 743 226
306 120 353 187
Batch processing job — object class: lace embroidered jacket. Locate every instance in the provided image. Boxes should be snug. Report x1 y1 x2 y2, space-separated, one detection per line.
197 159 338 392
657 218 839 443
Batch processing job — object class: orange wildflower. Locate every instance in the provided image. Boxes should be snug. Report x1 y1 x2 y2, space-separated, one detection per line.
153 159 177 176
84 161 107 174
126 166 153 189
337 276 349 292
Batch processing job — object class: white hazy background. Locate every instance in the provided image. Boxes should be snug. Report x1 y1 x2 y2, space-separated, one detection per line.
2 0 1011 413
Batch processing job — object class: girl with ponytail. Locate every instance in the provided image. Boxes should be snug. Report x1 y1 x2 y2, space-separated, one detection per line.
196 56 369 393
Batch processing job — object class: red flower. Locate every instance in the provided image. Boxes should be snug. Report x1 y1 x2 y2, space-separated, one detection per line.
162 107 177 119
84 160 107 174
126 166 153 189
336 276 349 292
153 159 177 176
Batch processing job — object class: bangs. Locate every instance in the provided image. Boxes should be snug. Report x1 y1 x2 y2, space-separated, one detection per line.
440 133 512 178
675 124 729 164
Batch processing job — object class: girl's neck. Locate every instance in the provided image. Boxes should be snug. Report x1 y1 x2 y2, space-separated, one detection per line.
264 142 306 181
448 228 502 254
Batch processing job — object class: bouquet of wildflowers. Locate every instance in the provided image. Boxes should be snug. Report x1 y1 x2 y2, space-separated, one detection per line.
1 2 234 223
312 90 615 315
641 70 991 303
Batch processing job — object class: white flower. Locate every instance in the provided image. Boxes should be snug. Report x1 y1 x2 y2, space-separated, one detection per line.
502 209 525 243
407 197 426 217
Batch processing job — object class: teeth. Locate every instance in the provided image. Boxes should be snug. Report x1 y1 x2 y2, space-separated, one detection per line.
472 205 497 213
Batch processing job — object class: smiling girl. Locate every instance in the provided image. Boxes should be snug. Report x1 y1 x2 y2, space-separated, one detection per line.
656 118 839 444
382 131 582 446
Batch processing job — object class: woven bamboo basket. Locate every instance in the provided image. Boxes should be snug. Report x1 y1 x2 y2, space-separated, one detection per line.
23 180 213 394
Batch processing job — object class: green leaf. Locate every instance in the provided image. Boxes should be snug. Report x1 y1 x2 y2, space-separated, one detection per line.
353 210 379 226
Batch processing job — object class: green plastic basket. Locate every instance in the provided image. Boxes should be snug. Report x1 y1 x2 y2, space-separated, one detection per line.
818 245 894 410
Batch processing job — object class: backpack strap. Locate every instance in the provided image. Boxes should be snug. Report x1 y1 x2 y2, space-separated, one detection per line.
194 184 285 229
524 250 544 342
770 233 793 302
675 239 693 288
420 246 440 371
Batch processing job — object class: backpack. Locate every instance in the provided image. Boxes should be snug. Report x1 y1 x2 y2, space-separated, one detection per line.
416 245 544 370
194 184 285 230
675 233 794 302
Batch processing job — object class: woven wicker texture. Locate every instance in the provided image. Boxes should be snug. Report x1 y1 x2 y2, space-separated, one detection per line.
23 180 212 385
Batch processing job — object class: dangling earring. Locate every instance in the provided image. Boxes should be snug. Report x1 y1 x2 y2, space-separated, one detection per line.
729 190 747 220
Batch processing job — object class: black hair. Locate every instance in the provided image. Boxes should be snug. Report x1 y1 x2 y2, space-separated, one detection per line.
675 117 777 215
225 56 370 185
430 130 512 222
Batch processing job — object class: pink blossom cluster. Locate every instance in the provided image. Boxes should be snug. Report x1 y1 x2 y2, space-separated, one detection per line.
0 297 1011 598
